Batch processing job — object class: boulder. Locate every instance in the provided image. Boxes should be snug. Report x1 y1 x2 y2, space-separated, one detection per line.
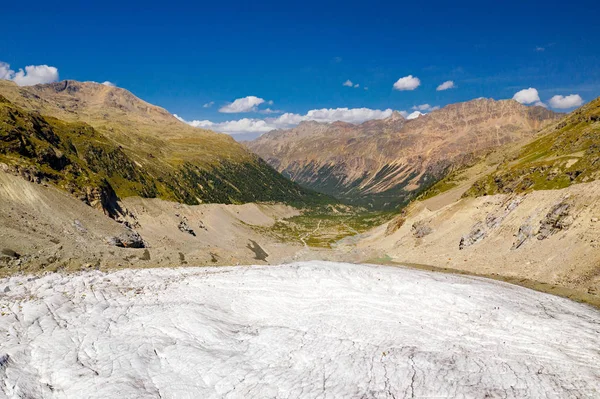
411 221 433 238
178 219 196 236
107 230 145 248
0 249 20 259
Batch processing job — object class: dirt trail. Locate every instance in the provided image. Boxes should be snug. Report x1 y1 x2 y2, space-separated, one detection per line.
300 220 322 247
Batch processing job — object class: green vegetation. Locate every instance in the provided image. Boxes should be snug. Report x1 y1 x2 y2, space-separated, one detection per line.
0 96 331 213
466 97 600 197
253 206 394 248
285 162 425 210
417 169 469 201
0 99 143 212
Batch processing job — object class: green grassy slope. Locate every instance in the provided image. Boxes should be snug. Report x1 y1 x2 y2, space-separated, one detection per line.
0 96 330 213
467 97 600 196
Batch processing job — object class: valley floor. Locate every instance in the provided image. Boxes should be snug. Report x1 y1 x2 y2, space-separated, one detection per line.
1 261 599 398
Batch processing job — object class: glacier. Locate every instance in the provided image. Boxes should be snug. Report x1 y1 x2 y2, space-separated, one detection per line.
0 261 599 398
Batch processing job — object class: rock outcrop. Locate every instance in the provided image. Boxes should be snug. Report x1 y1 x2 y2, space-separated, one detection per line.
106 230 146 248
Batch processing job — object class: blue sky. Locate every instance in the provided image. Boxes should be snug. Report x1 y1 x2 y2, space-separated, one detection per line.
2 0 600 138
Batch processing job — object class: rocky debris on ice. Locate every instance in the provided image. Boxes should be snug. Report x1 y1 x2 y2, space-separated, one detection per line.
0 261 599 398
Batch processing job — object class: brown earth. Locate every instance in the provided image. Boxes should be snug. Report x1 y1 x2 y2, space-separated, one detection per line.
345 179 600 308
0 170 330 276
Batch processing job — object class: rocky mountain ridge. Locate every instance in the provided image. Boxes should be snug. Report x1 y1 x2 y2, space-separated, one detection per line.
0 80 328 211
247 99 559 208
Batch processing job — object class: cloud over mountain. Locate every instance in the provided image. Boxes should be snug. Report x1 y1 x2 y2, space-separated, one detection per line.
549 94 583 109
512 88 546 107
219 96 266 113
0 62 59 86
412 104 440 112
177 107 394 134
513 88 541 105
513 88 583 109
406 111 424 120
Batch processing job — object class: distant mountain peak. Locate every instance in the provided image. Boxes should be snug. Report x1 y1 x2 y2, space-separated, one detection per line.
388 110 406 121
247 98 560 209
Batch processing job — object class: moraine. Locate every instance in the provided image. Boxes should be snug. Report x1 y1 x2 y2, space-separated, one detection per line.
0 261 599 398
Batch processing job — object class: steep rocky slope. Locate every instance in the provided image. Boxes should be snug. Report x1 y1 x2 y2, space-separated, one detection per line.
247 99 558 208
0 170 321 275
0 80 327 209
350 97 600 307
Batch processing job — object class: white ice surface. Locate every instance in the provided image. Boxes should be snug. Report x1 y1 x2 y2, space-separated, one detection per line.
0 261 599 398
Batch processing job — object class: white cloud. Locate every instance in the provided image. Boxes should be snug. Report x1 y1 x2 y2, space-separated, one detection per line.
436 80 455 91
535 46 545 52
203 101 214 108
0 62 59 86
102 81 115 87
273 112 306 126
259 108 283 114
176 107 395 135
303 108 393 124
406 111 424 120
549 94 584 109
0 63 13 80
393 75 420 91
411 104 440 112
343 80 362 89
219 96 266 113
512 88 541 105
188 118 274 134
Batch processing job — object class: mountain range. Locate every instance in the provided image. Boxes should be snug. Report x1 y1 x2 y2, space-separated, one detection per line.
247 99 559 208
0 80 327 217
1 79 599 308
